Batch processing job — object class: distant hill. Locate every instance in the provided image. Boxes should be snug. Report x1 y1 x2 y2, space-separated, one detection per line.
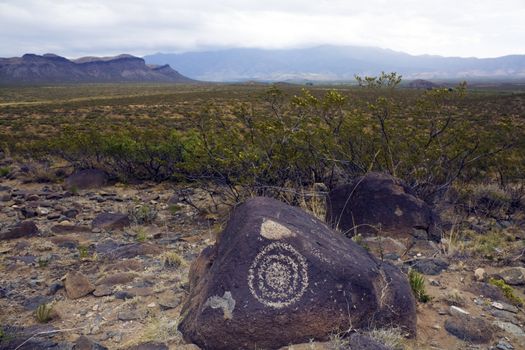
144 45 525 82
0 53 194 84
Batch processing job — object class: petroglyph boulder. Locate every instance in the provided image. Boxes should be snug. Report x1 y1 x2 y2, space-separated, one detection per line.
179 196 416 350
326 172 441 242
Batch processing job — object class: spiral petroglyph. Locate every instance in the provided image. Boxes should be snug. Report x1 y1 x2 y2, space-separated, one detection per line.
248 242 308 308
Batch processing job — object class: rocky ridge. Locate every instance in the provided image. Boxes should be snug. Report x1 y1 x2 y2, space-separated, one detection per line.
0 54 195 84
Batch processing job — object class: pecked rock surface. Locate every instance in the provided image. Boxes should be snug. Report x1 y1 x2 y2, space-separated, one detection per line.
179 196 416 350
326 172 441 241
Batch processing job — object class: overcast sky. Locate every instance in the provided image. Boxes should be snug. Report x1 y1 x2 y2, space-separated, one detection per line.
1 0 524 58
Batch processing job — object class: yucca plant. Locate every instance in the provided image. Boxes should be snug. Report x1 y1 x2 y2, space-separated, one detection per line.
408 269 432 303
35 303 53 323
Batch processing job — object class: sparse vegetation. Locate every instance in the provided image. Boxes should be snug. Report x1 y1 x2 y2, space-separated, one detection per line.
162 251 184 268
3 78 522 206
134 227 149 243
77 245 90 259
129 204 158 225
0 166 10 177
489 278 524 306
367 327 405 350
469 230 514 260
408 269 432 303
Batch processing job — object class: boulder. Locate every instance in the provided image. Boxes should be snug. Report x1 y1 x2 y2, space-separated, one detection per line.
326 172 440 241
0 221 39 240
65 271 95 299
179 197 416 350
92 213 130 230
65 169 108 190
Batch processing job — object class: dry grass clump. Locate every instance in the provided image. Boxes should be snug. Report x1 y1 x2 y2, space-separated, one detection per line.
161 251 185 269
367 327 405 350
122 315 182 348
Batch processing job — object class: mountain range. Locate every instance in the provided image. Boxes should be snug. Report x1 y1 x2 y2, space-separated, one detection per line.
0 53 193 84
144 45 525 82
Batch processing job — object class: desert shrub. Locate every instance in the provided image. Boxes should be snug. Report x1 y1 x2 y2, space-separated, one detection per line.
12 75 524 204
129 204 158 225
458 183 513 218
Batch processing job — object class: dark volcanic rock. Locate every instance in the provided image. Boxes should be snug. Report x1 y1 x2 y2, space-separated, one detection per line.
179 197 416 350
0 221 39 240
92 212 130 230
408 258 449 275
65 169 108 191
349 333 393 350
103 243 162 260
444 313 494 343
74 335 108 350
51 225 92 234
326 172 440 241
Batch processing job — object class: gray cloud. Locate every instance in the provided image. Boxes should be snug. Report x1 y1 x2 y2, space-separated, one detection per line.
0 0 523 58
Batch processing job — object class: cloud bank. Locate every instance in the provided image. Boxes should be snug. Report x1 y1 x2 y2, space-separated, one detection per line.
0 0 523 58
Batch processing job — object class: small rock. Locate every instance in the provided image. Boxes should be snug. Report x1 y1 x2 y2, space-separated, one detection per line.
63 209 79 218
0 221 39 240
492 301 519 314
96 272 137 287
73 335 108 350
475 268 487 282
118 309 146 321
114 290 135 300
48 282 64 295
92 213 130 230
20 207 38 218
494 321 525 337
51 225 91 234
93 285 113 297
449 305 469 316
409 258 449 275
47 213 61 220
65 271 95 299
36 207 50 215
445 313 494 343
496 339 514 350
490 309 518 324
498 267 525 286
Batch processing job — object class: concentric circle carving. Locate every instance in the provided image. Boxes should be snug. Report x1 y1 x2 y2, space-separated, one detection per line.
248 242 308 308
